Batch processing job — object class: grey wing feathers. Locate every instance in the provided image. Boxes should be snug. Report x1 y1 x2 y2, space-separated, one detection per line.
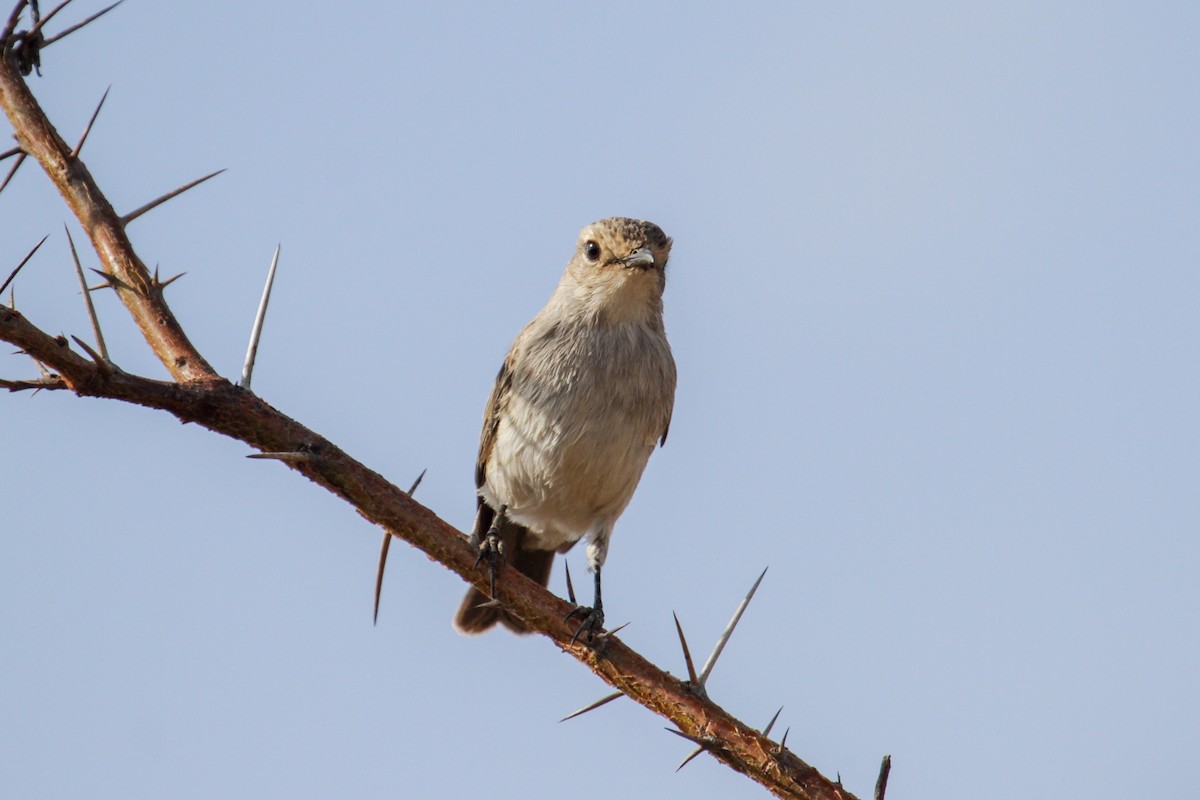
471 355 513 541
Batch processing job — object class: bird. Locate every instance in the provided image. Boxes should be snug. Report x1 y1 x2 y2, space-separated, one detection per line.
454 217 676 640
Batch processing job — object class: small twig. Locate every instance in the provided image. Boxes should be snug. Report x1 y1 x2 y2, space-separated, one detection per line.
0 144 21 161
69 84 109 159
873 755 891 800
65 225 107 361
0 374 66 391
698 566 768 685
0 234 48 296
120 168 224 226
0 150 26 193
239 243 280 390
40 0 121 48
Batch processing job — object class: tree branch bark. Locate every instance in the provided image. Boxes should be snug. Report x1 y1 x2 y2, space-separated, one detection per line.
0 7 862 799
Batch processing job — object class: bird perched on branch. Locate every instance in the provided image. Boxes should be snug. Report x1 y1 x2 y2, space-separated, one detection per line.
454 217 677 641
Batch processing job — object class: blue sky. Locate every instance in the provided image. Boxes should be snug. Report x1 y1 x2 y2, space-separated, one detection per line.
3 2 1197 798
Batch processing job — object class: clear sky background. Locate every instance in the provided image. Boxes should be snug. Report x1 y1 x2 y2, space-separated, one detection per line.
2 2 1197 798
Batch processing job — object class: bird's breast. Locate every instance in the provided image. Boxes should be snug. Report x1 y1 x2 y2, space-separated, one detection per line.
484 321 675 541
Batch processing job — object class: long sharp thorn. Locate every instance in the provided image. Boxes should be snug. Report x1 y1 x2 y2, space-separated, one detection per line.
373 469 425 624
762 705 784 737
407 471 426 496
664 727 710 747
65 225 108 361
1 234 48 296
676 746 706 772
246 451 310 463
698 566 768 685
559 691 622 723
373 533 391 626
70 335 109 372
240 243 280 390
672 611 698 684
121 168 225 226
777 726 790 753
0 152 27 194
87 267 125 290
0 145 21 162
564 560 576 605
874 755 892 800
25 0 74 40
598 620 631 640
2 1 28 41
41 0 123 48
157 271 185 289
71 85 110 158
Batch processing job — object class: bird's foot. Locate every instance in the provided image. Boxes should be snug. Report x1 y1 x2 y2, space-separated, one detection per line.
472 525 505 600
564 604 605 646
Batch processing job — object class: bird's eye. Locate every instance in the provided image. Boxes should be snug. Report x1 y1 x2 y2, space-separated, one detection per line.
584 241 601 262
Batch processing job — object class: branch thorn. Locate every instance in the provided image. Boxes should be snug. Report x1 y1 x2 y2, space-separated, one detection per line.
41 0 124 48
672 611 699 686
0 233 48 296
0 151 28 194
697 566 768 686
762 705 783 737
372 468 425 625
65 224 108 362
239 243 279 390
559 690 622 723
69 84 109 159
121 168 225 226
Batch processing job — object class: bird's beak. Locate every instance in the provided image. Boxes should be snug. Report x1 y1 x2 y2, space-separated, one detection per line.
622 247 655 270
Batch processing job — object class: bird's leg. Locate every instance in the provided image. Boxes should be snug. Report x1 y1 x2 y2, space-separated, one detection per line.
472 504 507 601
565 566 605 645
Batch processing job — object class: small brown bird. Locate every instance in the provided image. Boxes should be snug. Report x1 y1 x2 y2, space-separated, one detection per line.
454 217 676 638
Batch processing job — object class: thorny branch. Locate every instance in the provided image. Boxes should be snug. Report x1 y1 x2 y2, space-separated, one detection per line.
0 5 876 799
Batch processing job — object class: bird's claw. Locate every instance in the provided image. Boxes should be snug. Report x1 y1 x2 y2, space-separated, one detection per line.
473 528 504 599
565 605 605 645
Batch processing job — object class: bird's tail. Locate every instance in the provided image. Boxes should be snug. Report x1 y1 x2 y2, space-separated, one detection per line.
453 513 554 635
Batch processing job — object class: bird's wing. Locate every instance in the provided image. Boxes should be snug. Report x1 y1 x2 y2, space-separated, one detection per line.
472 350 515 540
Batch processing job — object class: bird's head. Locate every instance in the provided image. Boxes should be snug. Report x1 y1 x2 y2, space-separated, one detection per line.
562 217 673 323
